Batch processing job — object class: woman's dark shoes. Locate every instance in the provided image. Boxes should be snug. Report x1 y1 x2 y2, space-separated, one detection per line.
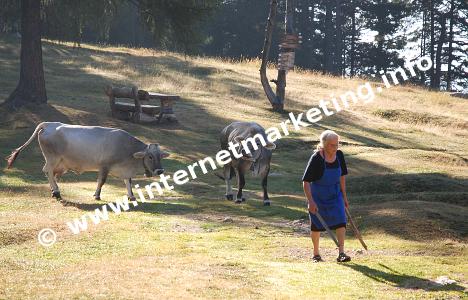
337 252 351 262
312 255 323 263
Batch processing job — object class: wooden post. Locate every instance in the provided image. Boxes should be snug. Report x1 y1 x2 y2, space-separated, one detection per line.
275 0 295 111
131 86 141 123
105 85 116 117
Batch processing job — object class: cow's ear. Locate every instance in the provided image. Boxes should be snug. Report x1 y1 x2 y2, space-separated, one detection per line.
133 151 146 159
160 151 170 158
265 142 276 150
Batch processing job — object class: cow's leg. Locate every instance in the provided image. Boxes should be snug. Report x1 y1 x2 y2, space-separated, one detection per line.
223 164 233 200
43 162 61 200
38 137 62 200
94 168 109 200
262 168 271 206
235 169 245 204
124 178 136 201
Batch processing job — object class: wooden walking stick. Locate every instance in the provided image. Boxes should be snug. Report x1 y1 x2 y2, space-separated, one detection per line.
315 212 340 248
345 207 368 250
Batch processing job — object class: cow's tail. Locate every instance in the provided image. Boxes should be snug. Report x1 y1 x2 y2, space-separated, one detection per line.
214 166 235 181
6 122 46 169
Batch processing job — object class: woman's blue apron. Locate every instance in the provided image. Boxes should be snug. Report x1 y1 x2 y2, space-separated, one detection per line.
309 155 347 230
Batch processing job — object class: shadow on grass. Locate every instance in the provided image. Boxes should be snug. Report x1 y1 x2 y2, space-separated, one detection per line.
59 198 197 215
0 179 51 194
346 172 468 197
318 112 427 150
343 263 466 292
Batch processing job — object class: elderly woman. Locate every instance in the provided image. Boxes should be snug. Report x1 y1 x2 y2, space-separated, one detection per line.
302 130 351 263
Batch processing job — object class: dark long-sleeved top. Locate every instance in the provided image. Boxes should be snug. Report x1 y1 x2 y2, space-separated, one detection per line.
302 150 348 182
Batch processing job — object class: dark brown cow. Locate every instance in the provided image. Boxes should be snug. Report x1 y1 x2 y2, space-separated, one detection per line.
219 121 276 206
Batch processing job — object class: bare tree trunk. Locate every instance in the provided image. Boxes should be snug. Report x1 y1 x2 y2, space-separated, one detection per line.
323 1 333 74
430 0 435 88
335 0 343 75
259 0 281 110
350 5 356 77
434 15 446 89
275 0 295 111
420 2 427 85
310 0 316 66
446 0 455 91
2 0 47 109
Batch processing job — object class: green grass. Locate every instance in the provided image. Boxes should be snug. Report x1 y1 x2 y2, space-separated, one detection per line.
0 34 467 299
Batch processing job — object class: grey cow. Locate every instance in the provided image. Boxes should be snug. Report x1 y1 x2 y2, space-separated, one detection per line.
219 121 276 206
6 122 169 201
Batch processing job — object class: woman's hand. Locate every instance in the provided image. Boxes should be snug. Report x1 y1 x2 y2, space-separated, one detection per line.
308 201 318 214
303 181 317 214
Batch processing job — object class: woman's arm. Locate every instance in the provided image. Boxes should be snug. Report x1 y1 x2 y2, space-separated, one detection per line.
340 176 349 208
303 181 318 213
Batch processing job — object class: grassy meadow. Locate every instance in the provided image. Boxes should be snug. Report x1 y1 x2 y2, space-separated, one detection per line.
0 35 467 299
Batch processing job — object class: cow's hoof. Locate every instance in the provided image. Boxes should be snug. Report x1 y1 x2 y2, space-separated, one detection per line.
128 196 137 202
52 191 62 200
234 199 242 204
263 200 271 206
241 197 246 202
225 194 233 201
94 195 101 201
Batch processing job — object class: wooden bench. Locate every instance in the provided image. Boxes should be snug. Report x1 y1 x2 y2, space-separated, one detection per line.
105 85 179 123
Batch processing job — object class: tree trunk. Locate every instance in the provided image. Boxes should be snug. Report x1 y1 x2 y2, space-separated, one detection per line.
350 5 356 77
73 0 82 48
446 0 455 91
420 2 427 85
323 1 333 74
259 0 281 111
430 0 435 88
434 15 446 89
275 0 295 111
3 0 47 109
334 0 343 75
309 0 315 67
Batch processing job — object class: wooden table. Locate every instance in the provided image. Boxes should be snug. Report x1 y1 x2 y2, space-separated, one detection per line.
146 92 180 123
106 85 180 123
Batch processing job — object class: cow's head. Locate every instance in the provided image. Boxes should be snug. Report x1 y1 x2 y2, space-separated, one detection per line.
133 144 170 177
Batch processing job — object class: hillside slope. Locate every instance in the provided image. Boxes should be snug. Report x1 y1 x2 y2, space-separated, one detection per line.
0 36 467 299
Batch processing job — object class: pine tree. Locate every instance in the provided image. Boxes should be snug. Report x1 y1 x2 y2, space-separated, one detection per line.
2 0 47 109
